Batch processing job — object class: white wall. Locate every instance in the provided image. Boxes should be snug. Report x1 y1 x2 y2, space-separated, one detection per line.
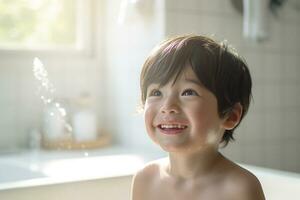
164 0 300 173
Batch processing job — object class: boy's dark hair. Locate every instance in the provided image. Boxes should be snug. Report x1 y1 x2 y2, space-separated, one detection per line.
140 35 252 147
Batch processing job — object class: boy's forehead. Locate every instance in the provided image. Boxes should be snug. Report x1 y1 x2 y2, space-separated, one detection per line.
148 66 202 88
182 66 198 79
179 65 199 80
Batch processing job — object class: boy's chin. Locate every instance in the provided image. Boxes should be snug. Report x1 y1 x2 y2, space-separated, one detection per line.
158 141 218 154
158 142 193 153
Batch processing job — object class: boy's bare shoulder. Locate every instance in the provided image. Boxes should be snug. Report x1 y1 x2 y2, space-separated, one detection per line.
131 158 167 200
134 157 167 178
222 159 265 200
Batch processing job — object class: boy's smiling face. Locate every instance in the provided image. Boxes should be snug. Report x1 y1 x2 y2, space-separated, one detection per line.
144 66 227 153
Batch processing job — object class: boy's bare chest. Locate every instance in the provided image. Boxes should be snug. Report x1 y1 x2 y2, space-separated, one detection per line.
146 179 227 200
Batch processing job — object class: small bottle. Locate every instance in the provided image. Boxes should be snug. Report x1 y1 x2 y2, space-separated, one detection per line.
43 100 66 140
72 92 98 142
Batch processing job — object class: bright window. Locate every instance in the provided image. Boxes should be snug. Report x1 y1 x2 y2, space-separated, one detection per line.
0 0 91 51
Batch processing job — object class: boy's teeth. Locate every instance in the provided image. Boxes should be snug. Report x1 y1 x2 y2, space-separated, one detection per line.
160 124 186 129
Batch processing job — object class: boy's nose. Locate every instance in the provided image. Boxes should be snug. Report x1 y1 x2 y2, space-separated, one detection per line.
160 97 180 114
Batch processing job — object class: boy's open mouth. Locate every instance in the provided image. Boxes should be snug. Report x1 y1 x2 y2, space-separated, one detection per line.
157 124 188 134
158 124 187 129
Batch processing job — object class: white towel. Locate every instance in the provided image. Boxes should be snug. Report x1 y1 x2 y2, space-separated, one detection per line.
243 0 270 42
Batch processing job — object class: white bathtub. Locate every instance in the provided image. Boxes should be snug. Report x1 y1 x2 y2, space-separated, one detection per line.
0 145 160 200
0 147 299 200
240 164 300 199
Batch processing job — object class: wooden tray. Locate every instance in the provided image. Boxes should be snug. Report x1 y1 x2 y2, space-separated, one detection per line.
42 133 112 150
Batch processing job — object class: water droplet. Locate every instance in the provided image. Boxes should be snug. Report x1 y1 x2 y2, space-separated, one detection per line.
33 57 74 140
59 108 66 116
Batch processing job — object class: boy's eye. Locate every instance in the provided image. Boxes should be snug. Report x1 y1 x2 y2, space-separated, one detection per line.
149 89 162 97
182 89 199 96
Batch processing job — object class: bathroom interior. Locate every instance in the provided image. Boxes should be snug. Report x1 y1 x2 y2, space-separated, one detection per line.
0 0 299 199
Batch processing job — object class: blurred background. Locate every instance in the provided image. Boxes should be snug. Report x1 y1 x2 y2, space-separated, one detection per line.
0 0 299 175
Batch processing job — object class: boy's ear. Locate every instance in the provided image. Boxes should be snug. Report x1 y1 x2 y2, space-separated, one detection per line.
222 103 243 130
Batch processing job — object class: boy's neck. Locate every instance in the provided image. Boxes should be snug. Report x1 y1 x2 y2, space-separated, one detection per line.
167 148 224 180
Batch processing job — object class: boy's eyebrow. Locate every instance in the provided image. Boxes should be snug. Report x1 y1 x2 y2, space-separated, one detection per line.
147 83 160 88
146 83 161 92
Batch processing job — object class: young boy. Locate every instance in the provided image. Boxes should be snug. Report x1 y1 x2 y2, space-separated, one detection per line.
131 35 265 200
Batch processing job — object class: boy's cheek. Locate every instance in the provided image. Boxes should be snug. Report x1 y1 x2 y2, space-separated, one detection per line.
143 101 153 115
144 111 158 143
144 107 154 129
144 107 159 136
143 102 159 119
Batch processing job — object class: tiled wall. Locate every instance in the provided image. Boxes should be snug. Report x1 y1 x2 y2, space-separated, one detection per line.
164 0 300 173
0 57 105 150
